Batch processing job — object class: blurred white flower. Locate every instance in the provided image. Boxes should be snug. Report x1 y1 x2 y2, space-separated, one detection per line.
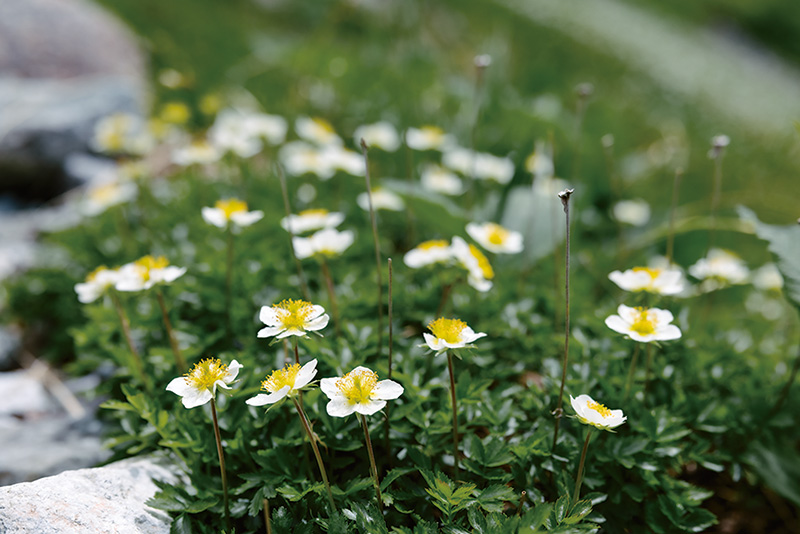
280 141 337 179
91 112 153 156
116 255 186 292
405 126 455 151
466 222 523 254
608 266 684 295
201 198 263 229
423 317 486 353
357 188 404 212
75 266 120 303
281 209 345 234
325 145 364 176
420 165 463 195
605 304 682 343
83 180 137 216
404 239 453 269
172 139 222 166
209 109 263 158
293 228 355 259
451 236 494 292
354 121 400 152
258 299 329 339
570 394 626 431
320 366 403 417
613 199 651 226
752 263 783 292
296 117 342 146
688 248 749 290
442 148 515 184
246 359 318 407
166 358 242 409
525 145 554 179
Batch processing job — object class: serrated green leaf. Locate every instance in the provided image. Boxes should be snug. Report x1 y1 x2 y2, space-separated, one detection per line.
553 494 570 524
169 515 192 534
99 400 135 411
563 499 592 525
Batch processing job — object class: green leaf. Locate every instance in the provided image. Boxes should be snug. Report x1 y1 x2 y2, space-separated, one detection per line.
476 484 516 513
169 515 192 534
99 400 135 412
553 494 570 525
744 442 800 506
520 503 552 531
563 499 592 524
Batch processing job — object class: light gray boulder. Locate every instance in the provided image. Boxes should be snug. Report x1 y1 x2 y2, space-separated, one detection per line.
0 456 176 534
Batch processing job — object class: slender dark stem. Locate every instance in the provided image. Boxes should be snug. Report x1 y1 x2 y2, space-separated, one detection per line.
666 168 684 264
283 339 291 365
210 398 230 530
552 189 573 453
276 164 310 301
516 491 527 516
110 292 149 389
384 258 394 454
360 139 384 361
320 258 341 338
446 351 460 480
225 227 234 340
643 342 654 405
263 498 272 534
624 343 641 401
293 398 336 511
156 289 186 372
360 414 383 511
572 428 593 504
436 283 453 318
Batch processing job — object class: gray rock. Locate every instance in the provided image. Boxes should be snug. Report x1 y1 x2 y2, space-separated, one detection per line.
0 369 55 415
0 456 176 534
0 0 147 199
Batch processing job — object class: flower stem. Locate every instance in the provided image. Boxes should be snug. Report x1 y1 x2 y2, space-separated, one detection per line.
360 139 384 362
572 428 594 504
643 342 654 404
210 397 230 531
156 289 186 372
666 167 684 265
263 498 272 534
360 414 383 511
624 343 641 401
446 351 460 480
225 226 234 341
293 397 336 511
110 292 149 389
552 189 574 453
320 258 341 338
276 163 310 301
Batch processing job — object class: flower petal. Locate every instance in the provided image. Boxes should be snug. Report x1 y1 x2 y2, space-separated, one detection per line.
246 386 290 406
202 207 227 228
225 360 242 383
320 377 341 399
294 359 318 389
182 388 213 409
423 333 444 352
257 326 285 338
305 314 329 332
166 377 191 395
326 397 357 417
372 380 403 400
604 315 630 336
259 306 279 326
353 399 387 416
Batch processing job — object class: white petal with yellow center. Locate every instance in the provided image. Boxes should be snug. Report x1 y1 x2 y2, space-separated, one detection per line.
466 222 523 254
570 394 626 431
246 359 318 406
320 366 403 417
604 304 681 343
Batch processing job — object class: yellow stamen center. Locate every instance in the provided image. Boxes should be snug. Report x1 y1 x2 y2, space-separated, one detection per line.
313 118 336 134
632 267 661 280
427 317 467 344
587 400 612 418
486 223 509 245
262 363 301 393
418 239 449 251
184 358 229 391
420 126 444 139
630 307 656 336
134 255 169 281
469 244 495 279
215 198 248 219
273 299 314 331
89 183 121 204
336 368 378 405
299 208 329 217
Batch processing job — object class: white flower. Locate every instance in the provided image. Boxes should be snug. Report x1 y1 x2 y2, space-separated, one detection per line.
451 236 494 292
115 255 186 292
91 112 153 156
75 266 120 303
688 249 749 289
608 266 684 296
604 304 682 343
293 228 354 259
466 222 523 254
525 143 554 179
320 366 403 417
280 209 345 234
354 121 400 152
83 180 138 216
201 198 264 229
405 126 455 151
442 148 515 184
613 199 651 226
245 112 288 145
357 188 405 212
246 359 318 406
404 240 453 268
423 317 486 353
296 117 342 146
420 165 463 196
752 263 783 292
208 109 264 158
280 141 337 179
325 145 365 176
172 139 222 166
257 299 329 339
570 394 626 432
166 358 242 409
